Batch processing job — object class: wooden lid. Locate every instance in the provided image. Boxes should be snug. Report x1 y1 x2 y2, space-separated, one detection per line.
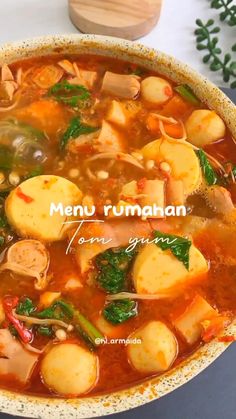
68 0 162 40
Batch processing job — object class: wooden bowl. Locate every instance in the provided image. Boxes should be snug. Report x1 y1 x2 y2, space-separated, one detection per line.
0 34 235 418
68 0 163 40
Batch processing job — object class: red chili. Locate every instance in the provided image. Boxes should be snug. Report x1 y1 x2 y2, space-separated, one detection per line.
16 187 34 203
2 296 33 343
137 177 147 192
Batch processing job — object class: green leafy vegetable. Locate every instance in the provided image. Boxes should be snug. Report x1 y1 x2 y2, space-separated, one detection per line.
36 300 74 320
35 299 103 349
195 19 236 88
210 0 236 26
48 80 90 108
37 325 54 337
174 85 200 105
60 117 98 150
196 149 218 185
15 297 104 350
74 310 104 350
0 237 4 247
96 247 137 294
153 230 192 270
103 299 137 324
16 297 35 316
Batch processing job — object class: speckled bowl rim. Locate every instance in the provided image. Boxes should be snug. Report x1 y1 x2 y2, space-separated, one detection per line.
0 34 235 419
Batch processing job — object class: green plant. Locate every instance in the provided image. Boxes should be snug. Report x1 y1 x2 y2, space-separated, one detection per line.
103 299 137 324
210 0 236 26
195 19 236 88
96 247 136 294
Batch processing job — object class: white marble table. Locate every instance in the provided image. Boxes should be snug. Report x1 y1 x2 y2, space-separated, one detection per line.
0 0 235 87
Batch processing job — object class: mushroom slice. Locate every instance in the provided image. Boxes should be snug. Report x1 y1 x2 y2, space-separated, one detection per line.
58 59 75 76
0 240 50 290
33 65 64 89
71 63 98 90
204 185 234 215
0 81 16 103
0 329 39 384
1 64 14 82
101 71 140 99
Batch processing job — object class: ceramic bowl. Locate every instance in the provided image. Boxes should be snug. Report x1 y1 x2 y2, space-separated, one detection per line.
0 34 236 418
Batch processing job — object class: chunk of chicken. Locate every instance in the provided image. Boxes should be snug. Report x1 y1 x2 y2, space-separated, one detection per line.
0 329 38 384
166 178 185 206
139 179 165 217
120 179 166 218
95 120 124 153
172 295 218 345
107 100 128 127
67 131 99 154
101 71 140 99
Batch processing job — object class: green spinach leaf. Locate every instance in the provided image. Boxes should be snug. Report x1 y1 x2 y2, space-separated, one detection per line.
174 84 200 105
103 299 137 324
153 230 192 270
37 325 54 337
48 80 90 108
96 248 137 294
36 300 74 320
60 117 98 150
16 297 35 316
196 149 218 185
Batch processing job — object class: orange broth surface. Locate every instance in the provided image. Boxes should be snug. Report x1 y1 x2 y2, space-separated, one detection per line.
0 54 235 398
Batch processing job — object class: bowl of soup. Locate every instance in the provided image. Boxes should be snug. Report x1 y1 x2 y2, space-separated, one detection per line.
0 34 235 418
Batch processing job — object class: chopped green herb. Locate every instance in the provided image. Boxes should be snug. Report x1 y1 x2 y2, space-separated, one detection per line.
196 149 218 185
96 247 137 294
48 80 90 108
174 84 200 105
16 297 35 316
36 300 74 320
153 230 192 270
103 299 137 324
37 325 54 337
97 266 125 295
60 117 98 150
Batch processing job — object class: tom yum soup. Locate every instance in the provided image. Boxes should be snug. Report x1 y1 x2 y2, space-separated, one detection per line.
0 54 235 398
